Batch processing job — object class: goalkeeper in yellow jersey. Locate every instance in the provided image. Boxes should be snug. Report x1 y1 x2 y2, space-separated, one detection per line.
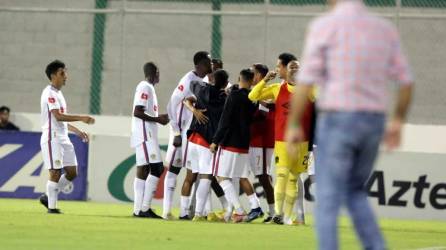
248 53 315 225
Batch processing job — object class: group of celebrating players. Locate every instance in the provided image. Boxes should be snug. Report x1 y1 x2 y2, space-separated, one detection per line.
130 51 316 225
38 50 316 226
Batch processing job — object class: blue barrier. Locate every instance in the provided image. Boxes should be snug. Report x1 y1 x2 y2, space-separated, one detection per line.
0 131 88 200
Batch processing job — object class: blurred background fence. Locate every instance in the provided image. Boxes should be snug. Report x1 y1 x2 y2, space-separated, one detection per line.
0 0 445 124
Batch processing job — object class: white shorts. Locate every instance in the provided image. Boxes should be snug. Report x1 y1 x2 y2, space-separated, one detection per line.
185 142 213 174
213 148 249 178
41 138 78 170
164 129 188 168
134 140 162 166
248 147 273 176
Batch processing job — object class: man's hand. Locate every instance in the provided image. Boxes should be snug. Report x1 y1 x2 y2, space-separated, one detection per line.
81 116 95 125
286 125 304 160
157 114 170 125
383 118 403 151
193 108 209 125
77 130 90 143
173 135 182 147
263 71 277 83
210 143 218 154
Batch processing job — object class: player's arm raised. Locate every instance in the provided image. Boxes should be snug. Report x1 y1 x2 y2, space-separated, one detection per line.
50 109 95 124
133 106 169 125
248 71 278 102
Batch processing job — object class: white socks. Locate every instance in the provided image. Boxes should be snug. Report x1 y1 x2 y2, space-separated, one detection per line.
268 203 275 217
133 178 145 214
141 175 159 212
195 179 211 217
57 174 71 192
163 171 177 216
247 193 260 209
46 181 58 209
204 192 212 215
46 175 73 210
220 180 243 214
180 195 191 217
218 195 229 210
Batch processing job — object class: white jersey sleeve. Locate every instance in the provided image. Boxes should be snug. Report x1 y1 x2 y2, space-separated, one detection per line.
47 90 61 111
167 71 199 134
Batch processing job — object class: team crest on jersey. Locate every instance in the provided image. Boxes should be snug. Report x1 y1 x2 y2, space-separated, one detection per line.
141 93 148 100
48 97 56 103
178 85 184 91
150 154 156 160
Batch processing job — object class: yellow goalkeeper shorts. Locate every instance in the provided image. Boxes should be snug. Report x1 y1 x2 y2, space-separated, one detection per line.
274 140 309 175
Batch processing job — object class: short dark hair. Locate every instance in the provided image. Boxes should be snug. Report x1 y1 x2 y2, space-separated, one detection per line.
212 58 223 69
253 63 269 77
213 69 229 89
193 51 210 66
0 106 10 113
240 68 254 83
143 62 158 79
278 53 297 67
45 60 65 80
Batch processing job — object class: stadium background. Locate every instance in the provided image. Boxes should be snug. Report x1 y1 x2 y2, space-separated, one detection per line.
0 0 445 124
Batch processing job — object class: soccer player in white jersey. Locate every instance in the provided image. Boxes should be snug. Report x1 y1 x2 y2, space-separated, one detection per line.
131 62 169 218
39 60 95 214
163 51 212 219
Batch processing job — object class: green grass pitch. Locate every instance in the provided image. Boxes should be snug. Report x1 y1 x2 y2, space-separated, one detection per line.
0 199 445 250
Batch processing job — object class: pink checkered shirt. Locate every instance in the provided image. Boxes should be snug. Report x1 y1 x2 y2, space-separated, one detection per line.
297 0 413 112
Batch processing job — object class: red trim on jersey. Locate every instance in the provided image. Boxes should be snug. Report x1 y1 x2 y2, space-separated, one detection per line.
142 120 148 141
142 143 149 164
178 103 184 132
188 132 210 148
182 140 189 168
262 147 267 175
220 146 248 154
141 120 149 164
169 148 177 167
47 105 54 169
211 151 217 176
214 147 222 176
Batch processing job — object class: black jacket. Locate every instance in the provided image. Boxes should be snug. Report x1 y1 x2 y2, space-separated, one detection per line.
187 81 227 144
212 87 257 150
